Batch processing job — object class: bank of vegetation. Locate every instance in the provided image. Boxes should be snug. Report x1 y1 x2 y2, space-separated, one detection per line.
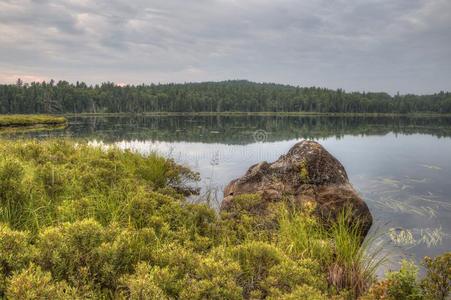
0 140 449 299
1 80 451 114
0 114 67 128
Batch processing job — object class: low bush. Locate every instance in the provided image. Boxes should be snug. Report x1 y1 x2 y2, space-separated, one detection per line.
5 264 77 300
0 224 33 296
421 252 450 300
0 140 448 299
119 262 170 300
361 252 450 300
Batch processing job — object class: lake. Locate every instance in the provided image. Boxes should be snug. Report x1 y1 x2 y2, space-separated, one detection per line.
4 114 451 267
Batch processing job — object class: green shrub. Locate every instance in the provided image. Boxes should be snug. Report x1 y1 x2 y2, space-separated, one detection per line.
262 259 327 298
386 260 423 300
362 260 423 300
0 223 32 295
220 194 280 243
179 255 242 300
0 140 200 231
6 263 77 300
119 262 170 300
228 241 325 299
121 246 242 299
150 244 206 297
276 284 327 300
34 219 163 293
95 227 159 289
35 219 106 288
421 252 450 300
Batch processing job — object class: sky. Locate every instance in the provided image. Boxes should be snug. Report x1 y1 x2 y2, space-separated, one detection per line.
0 0 450 94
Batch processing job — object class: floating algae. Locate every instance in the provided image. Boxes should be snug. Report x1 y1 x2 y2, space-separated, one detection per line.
379 177 402 188
373 196 437 218
419 164 442 170
389 228 416 247
405 176 427 183
388 227 445 248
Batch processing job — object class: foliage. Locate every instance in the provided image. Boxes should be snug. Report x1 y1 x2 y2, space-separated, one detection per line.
0 140 448 299
421 252 450 300
0 139 198 231
361 254 451 300
1 80 450 114
0 224 33 296
276 285 327 300
385 261 423 300
362 260 422 300
119 262 169 300
6 264 77 299
220 194 282 243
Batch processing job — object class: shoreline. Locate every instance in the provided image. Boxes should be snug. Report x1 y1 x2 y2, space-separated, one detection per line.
62 111 451 117
0 114 68 128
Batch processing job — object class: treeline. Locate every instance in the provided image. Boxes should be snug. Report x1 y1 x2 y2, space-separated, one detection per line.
1 79 450 114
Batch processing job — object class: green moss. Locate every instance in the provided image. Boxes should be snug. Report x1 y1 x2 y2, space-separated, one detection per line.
299 159 310 183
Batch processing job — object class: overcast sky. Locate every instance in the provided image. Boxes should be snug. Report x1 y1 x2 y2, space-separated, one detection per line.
0 0 450 94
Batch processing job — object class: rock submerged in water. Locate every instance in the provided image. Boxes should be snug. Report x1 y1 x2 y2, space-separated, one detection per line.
221 140 372 236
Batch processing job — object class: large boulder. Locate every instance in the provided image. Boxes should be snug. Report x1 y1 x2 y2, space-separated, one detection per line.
221 140 372 236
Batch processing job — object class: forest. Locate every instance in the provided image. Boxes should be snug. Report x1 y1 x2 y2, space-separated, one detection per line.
1 80 450 114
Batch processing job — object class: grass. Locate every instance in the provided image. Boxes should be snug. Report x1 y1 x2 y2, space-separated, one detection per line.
0 139 196 231
0 140 448 299
278 204 386 298
0 114 67 127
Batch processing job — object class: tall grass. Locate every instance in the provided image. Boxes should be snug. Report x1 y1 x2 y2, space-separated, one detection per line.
278 204 386 298
0 139 198 232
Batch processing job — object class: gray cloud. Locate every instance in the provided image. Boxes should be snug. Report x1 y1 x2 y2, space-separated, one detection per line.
0 0 450 93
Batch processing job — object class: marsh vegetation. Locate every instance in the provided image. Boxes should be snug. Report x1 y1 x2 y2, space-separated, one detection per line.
0 114 67 129
0 140 448 299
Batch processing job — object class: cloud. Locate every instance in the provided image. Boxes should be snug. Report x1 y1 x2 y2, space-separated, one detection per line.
0 0 450 93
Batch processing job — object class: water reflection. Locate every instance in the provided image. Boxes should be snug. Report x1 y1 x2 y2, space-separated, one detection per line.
4 115 451 142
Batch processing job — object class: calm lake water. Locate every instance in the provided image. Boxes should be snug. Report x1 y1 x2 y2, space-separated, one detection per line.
4 115 451 267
